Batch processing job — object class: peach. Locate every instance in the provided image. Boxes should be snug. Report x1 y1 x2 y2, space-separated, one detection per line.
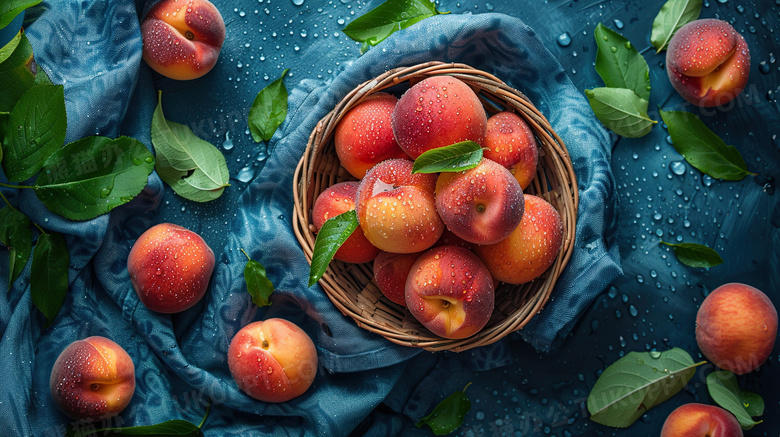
474 194 563 285
405 245 494 339
696 283 777 375
49 336 135 420
334 93 408 179
435 158 524 245
373 251 421 307
666 19 750 107
228 318 318 403
312 181 380 264
141 0 226 80
392 76 487 158
128 223 215 314
660 403 742 437
483 111 539 190
356 159 443 254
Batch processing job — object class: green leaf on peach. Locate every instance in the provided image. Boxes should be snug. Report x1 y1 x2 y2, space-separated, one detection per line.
2 83 66 182
152 91 230 203
308 210 359 287
659 110 752 181
585 87 655 138
660 241 723 268
0 206 32 288
651 0 702 53
706 370 764 430
248 68 289 143
412 140 483 174
33 136 154 221
0 0 41 30
342 0 443 48
30 231 68 328
415 382 472 435
587 348 704 428
241 248 275 308
594 23 650 101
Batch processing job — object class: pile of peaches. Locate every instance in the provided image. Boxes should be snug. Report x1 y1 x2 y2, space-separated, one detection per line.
312 75 564 340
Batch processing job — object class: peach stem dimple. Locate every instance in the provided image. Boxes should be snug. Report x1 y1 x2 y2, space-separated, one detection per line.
185 30 194 40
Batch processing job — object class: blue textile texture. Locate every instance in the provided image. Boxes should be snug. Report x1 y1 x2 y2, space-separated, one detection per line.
0 1 622 436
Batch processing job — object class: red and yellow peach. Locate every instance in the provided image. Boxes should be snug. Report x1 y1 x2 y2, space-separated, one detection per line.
373 251 421 307
483 111 539 190
128 223 215 314
660 403 743 437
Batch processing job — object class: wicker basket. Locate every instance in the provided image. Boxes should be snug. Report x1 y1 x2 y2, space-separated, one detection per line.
293 61 578 352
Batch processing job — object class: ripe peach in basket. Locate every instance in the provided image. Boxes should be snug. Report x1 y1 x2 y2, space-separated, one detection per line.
483 111 539 190
405 245 495 339
335 92 408 179
312 181 380 264
392 75 487 158
435 158 524 245
356 159 443 254
373 251 421 307
474 194 563 285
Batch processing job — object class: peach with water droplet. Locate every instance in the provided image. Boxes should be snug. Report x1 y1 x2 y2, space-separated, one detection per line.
312 181 380 264
435 158 524 245
483 111 539 190
127 223 215 313
335 93 408 179
373 251 421 306
141 0 226 80
356 159 443 253
228 318 318 403
49 336 135 420
666 19 750 107
474 194 563 284
405 245 494 339
392 75 487 158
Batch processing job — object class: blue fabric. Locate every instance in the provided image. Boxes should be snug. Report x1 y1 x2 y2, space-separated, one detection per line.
3 0 776 435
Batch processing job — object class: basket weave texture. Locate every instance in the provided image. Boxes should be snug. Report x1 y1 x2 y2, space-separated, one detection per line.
293 61 579 352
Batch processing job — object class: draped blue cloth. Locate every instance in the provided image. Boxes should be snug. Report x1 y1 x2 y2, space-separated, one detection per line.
2 0 776 435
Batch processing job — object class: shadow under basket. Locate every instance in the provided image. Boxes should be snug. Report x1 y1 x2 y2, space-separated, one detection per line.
293 61 579 352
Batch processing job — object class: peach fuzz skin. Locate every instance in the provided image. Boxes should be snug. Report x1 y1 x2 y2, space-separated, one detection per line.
312 182 380 264
696 283 777 375
141 0 226 80
392 75 487 159
666 19 750 107
483 111 539 190
474 194 563 285
335 93 408 179
436 158 524 245
373 251 421 307
128 223 215 314
660 403 743 437
50 336 135 420
356 159 443 254
405 245 494 339
228 319 318 403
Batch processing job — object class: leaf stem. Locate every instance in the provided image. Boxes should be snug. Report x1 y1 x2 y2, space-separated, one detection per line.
0 182 36 189
462 382 472 393
240 248 251 261
0 190 47 235
198 403 211 429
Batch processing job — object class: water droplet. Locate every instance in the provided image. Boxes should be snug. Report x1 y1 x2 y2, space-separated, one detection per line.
237 166 255 183
702 174 714 187
557 32 572 47
610 46 617 53
670 160 686 175
629 305 638 317
650 350 662 359
485 3 494 10
144 156 154 163
637 358 644 365
223 131 234 151
759 62 771 74
291 0 304 5
131 157 142 166
99 188 111 198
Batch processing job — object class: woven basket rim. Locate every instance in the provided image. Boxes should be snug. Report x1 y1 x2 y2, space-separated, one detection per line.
293 61 579 352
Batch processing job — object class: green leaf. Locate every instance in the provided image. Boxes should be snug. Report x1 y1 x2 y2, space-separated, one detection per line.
585 87 656 138
0 31 39 112
308 210 359 287
248 68 289 143
706 371 764 430
651 0 702 53
241 248 274 308
660 110 752 180
152 91 229 202
66 420 204 437
2 84 67 182
0 0 41 30
415 383 472 435
660 241 723 268
342 0 441 48
33 136 154 221
587 348 704 428
0 206 32 287
412 141 483 174
0 30 22 64
594 23 651 101
30 231 69 328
